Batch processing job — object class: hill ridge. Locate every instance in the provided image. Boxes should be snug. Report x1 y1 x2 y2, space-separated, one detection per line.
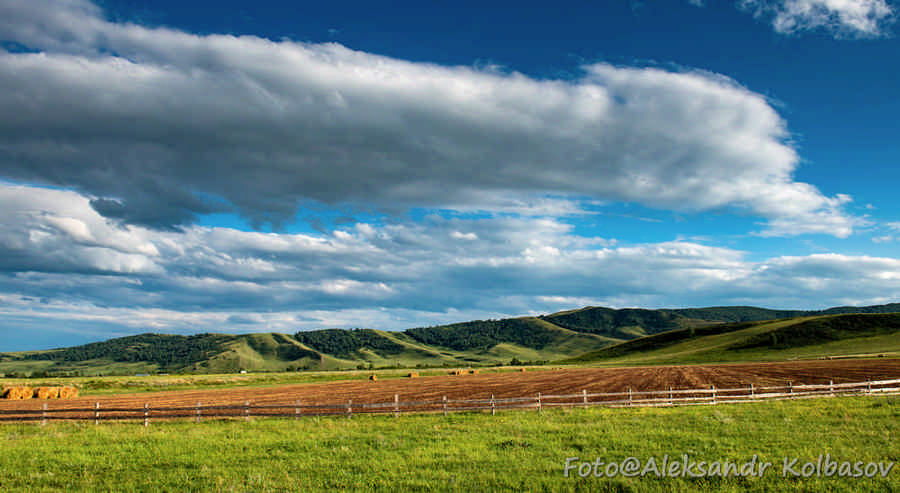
1 302 898 376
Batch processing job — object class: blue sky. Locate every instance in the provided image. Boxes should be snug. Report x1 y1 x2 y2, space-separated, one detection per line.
1 0 899 350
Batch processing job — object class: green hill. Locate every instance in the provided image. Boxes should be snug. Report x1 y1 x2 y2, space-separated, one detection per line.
0 333 324 376
2 302 899 376
539 305 829 339
564 313 900 365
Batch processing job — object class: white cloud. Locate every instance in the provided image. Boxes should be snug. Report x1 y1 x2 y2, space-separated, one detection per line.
1 184 898 341
451 231 479 241
739 0 896 37
0 0 859 237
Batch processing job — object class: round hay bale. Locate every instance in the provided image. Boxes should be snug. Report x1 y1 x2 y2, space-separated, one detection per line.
35 387 60 399
407 372 419 378
519 368 526 372
7 387 33 400
369 374 378 381
470 369 480 375
1 387 9 399
59 386 79 399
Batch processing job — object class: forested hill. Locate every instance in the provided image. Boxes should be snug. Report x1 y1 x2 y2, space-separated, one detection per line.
564 312 900 366
536 303 900 340
1 302 898 376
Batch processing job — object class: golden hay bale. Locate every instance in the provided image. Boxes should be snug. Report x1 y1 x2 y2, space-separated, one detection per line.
471 369 480 375
369 374 378 381
35 387 60 399
58 386 79 399
407 372 419 378
519 368 527 372
449 369 468 376
1 387 9 399
7 387 33 400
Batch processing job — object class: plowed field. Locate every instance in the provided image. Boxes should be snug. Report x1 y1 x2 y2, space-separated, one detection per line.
3 358 900 419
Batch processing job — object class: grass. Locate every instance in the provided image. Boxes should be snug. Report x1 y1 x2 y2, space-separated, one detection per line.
2 395 900 492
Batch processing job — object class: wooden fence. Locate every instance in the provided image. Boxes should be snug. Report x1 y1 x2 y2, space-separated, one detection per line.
2 378 899 426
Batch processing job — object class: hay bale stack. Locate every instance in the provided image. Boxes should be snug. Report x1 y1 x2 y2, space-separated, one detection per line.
369 374 378 381
58 386 79 399
407 372 419 378
449 369 468 376
7 387 33 400
35 387 60 399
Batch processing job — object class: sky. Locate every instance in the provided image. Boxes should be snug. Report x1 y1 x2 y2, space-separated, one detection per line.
1 0 899 351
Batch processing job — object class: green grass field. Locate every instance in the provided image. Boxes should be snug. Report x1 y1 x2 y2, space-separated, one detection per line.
2 395 899 492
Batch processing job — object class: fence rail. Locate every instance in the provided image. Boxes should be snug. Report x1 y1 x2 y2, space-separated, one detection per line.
2 378 899 425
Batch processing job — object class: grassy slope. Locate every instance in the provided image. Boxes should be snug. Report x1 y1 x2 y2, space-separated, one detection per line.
4 303 900 376
539 305 804 340
0 318 618 376
566 313 900 365
2 396 899 492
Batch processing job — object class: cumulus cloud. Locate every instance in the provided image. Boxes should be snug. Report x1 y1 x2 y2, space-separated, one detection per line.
0 0 859 236
1 184 898 345
739 0 896 37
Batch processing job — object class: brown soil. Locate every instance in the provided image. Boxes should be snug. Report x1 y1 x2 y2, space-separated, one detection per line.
3 359 899 419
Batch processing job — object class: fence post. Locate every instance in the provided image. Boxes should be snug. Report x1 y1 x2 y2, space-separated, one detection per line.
537 392 542 413
628 387 632 407
582 389 587 409
750 384 754 399
867 379 871 394
711 385 716 405
295 400 301 420
789 381 793 399
196 402 201 423
830 380 834 397
42 403 47 427
491 394 496 416
394 394 399 418
95 402 100 425
347 399 352 419
144 403 149 427
668 386 673 406
244 401 250 421
442 395 448 417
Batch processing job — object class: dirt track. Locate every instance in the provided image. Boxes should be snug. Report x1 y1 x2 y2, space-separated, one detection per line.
3 359 900 416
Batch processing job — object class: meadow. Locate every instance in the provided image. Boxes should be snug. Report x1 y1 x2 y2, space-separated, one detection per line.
2 394 899 492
